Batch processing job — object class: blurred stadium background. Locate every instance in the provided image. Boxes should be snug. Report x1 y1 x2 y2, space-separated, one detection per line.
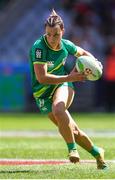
0 0 115 113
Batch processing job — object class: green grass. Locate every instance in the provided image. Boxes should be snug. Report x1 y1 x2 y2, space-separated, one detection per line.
0 137 115 179
0 163 115 179
0 112 115 130
0 113 55 130
0 113 115 179
0 137 115 160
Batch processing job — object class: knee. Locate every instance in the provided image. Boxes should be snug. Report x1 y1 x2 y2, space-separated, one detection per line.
52 102 65 118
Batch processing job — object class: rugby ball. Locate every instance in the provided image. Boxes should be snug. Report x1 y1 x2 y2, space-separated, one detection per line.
76 56 103 81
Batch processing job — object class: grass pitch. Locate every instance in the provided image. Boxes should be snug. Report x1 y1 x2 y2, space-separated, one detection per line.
1 112 115 130
0 112 115 179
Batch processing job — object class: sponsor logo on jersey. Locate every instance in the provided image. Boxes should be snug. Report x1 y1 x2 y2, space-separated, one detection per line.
47 61 54 68
35 48 42 59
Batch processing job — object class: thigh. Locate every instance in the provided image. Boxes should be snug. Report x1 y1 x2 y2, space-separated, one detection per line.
53 85 75 109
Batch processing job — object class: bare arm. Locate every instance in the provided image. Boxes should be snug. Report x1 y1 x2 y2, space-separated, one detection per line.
34 63 86 85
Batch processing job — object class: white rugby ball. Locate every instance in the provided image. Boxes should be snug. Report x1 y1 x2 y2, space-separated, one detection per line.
76 56 103 81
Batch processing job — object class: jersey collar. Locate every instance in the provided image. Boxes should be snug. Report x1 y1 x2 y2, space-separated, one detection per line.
43 35 62 51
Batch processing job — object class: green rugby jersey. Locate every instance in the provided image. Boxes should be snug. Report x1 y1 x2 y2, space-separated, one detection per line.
29 35 77 98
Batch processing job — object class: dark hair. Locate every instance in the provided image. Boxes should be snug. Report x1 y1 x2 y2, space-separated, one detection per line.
45 9 64 30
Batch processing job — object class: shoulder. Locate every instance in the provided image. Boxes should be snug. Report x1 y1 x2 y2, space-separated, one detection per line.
61 38 77 54
62 38 77 49
30 36 47 61
31 36 45 50
62 38 74 45
29 36 46 58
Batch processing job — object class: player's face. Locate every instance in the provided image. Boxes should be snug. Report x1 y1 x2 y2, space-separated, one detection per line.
45 25 64 50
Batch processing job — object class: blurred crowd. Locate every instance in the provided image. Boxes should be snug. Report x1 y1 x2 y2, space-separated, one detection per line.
0 0 115 112
61 0 115 112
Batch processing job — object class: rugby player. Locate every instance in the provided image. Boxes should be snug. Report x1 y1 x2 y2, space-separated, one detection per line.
29 9 107 169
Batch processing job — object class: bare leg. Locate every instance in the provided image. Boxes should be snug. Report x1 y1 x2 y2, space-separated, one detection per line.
48 86 80 163
48 85 94 152
52 86 75 144
48 111 93 152
65 112 108 169
66 110 94 151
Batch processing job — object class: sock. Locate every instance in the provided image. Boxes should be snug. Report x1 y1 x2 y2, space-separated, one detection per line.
67 142 77 152
89 145 100 157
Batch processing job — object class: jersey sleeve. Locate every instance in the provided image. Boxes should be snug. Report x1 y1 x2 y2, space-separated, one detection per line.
30 42 46 65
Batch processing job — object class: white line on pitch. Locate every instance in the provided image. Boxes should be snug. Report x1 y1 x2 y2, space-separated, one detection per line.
1 130 115 137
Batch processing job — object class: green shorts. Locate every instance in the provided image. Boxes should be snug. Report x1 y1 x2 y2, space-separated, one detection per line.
35 82 74 114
